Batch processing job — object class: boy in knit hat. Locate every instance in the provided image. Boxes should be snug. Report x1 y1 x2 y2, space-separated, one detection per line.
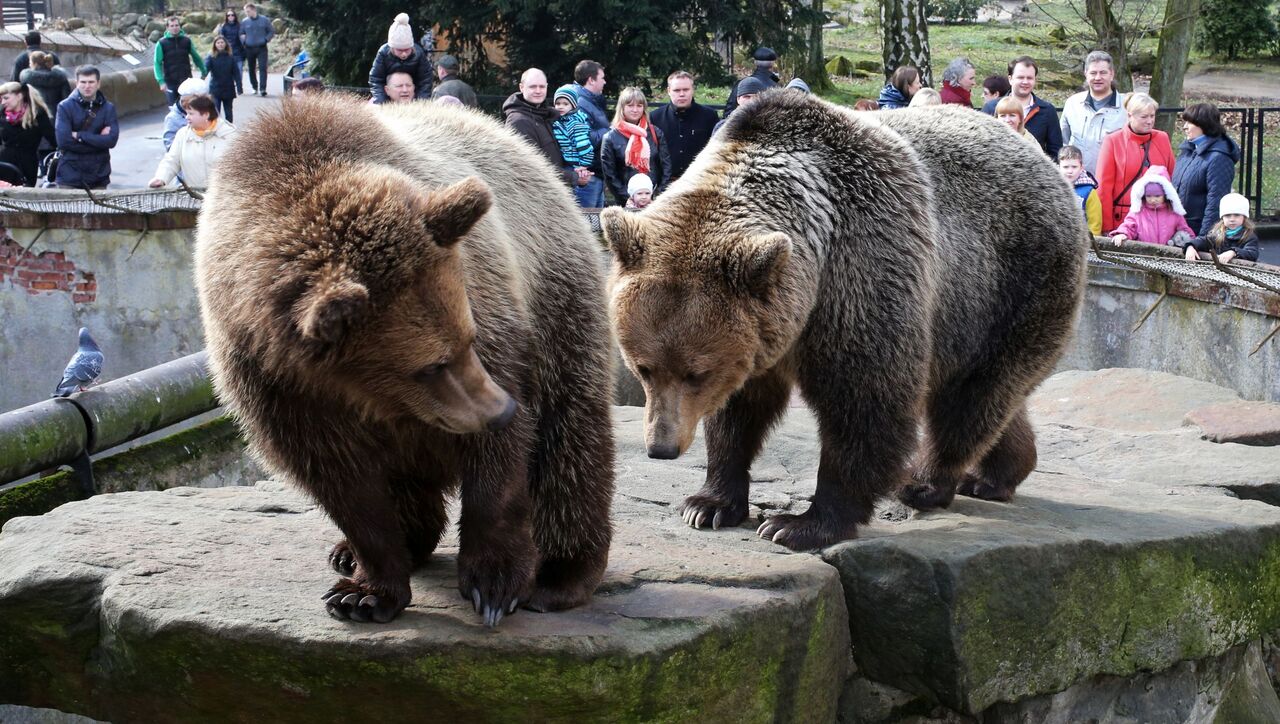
551 84 595 200
367 13 432 103
625 173 653 209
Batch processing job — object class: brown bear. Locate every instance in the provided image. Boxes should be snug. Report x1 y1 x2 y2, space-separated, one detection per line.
195 95 615 625
602 93 1087 551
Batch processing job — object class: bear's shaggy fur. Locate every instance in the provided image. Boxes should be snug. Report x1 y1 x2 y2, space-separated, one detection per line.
602 93 1086 551
196 95 615 624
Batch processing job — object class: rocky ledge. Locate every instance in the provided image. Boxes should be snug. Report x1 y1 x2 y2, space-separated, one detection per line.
2 369 1280 723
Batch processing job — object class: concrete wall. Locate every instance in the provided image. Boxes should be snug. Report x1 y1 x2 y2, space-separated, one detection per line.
0 213 200 412
1061 265 1280 403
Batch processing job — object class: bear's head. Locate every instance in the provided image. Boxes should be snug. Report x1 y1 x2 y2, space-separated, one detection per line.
284 169 516 435
601 206 796 459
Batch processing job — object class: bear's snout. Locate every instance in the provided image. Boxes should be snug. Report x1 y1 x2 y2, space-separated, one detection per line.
487 397 518 432
647 442 679 460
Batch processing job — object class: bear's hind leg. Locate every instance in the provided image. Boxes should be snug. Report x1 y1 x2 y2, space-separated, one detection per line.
682 368 792 531
958 404 1036 502
899 376 1028 511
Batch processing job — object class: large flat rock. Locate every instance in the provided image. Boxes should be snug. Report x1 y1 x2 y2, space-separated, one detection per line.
0 481 848 723
3 368 1280 722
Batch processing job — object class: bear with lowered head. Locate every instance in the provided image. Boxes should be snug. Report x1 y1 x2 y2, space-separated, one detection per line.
196 96 615 626
602 92 1086 551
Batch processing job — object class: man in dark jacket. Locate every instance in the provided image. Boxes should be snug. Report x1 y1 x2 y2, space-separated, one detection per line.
239 3 275 96
981 56 1062 159
723 47 779 118
432 55 477 107
54 66 118 190
503 68 578 189
650 70 719 181
571 59 610 207
368 15 432 104
153 17 206 106
11 32 60 82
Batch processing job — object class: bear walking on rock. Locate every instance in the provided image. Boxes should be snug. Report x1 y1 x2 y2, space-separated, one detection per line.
196 96 615 625
602 93 1087 551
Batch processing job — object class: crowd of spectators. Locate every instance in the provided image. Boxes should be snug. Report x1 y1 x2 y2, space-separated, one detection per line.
0 11 1258 261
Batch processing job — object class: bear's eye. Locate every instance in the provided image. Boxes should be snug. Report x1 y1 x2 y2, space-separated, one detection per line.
414 363 446 381
636 365 651 380
684 371 707 387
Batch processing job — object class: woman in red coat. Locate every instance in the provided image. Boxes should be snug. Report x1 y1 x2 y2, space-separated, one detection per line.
1096 92 1175 233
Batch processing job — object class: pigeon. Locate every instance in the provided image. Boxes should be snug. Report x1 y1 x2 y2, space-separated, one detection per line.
52 327 103 398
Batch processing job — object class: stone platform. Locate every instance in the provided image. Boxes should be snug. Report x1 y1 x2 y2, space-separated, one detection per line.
2 369 1280 723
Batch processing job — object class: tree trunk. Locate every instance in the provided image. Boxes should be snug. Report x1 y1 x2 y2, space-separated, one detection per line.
1150 0 1202 133
881 0 932 86
805 0 835 92
1085 0 1132 91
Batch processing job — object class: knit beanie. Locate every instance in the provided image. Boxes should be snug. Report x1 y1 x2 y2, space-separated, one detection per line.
785 78 811 94
1143 182 1164 196
627 174 654 196
554 84 579 110
177 78 208 97
387 13 415 50
737 76 767 97
1219 192 1250 218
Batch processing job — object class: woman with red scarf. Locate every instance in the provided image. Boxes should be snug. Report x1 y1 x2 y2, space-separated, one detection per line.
601 87 671 206
1096 92 1175 233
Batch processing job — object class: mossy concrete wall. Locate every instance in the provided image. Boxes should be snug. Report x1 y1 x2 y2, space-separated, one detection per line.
1062 264 1280 402
0 216 199 412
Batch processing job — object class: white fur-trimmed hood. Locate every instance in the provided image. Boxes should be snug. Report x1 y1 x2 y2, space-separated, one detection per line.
1128 165 1186 216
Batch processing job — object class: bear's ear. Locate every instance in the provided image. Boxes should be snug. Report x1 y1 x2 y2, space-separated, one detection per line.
417 176 493 248
728 232 792 297
601 207 647 272
294 265 370 345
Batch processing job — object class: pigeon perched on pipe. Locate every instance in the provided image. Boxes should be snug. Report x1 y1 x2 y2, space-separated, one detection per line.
52 327 103 398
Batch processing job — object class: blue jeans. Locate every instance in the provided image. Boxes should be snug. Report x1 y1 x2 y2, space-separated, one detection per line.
232 54 244 94
574 175 605 208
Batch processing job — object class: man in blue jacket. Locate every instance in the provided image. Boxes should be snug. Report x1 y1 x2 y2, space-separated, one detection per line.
239 3 275 96
54 66 119 190
982 56 1062 160
571 59 609 208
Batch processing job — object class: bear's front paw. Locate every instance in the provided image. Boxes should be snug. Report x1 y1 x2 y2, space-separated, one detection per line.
679 493 749 530
957 474 1015 502
897 480 958 511
321 577 410 624
526 550 608 613
328 540 357 576
458 550 536 628
756 508 858 551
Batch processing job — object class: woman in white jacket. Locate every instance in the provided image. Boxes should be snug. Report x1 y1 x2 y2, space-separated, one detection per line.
149 94 236 188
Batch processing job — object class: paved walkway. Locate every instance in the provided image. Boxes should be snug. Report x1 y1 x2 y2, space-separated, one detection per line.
110 72 287 189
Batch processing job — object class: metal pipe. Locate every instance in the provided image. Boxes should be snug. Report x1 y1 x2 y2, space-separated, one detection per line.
0 351 216 485
75 351 215 454
0 398 87 484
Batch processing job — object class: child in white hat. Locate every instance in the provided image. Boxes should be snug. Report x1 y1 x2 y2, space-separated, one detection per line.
1183 192 1259 262
625 173 653 209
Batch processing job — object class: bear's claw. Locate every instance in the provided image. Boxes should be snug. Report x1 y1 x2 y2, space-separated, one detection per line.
679 494 749 531
897 481 958 511
328 541 357 576
457 551 535 629
957 475 1015 502
321 579 406 624
756 509 857 551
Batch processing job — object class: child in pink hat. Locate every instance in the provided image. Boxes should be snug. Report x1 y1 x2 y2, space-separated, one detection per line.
1109 165 1196 247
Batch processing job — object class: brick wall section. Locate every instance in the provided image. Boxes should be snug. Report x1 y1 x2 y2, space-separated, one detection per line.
0 239 97 303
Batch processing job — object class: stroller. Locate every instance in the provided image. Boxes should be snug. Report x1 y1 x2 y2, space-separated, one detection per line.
0 160 26 187
36 150 57 187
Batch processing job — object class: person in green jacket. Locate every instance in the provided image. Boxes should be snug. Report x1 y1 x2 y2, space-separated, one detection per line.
154 16 207 106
